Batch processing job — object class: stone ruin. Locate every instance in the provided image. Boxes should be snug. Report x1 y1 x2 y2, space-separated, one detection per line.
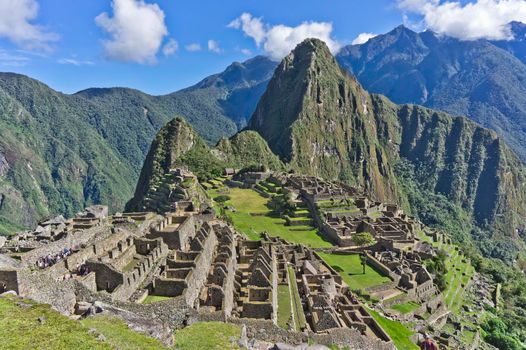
232 173 445 314
0 169 404 349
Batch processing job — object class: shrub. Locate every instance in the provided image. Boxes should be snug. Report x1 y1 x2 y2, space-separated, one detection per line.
213 195 231 203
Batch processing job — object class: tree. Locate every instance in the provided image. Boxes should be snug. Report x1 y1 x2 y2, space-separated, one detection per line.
360 254 368 275
353 232 376 247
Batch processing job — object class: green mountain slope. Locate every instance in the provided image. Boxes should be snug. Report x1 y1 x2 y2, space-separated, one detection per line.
247 38 526 259
126 118 282 212
0 57 276 233
0 76 134 232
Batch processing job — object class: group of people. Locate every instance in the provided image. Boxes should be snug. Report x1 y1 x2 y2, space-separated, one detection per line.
35 247 72 269
78 264 90 276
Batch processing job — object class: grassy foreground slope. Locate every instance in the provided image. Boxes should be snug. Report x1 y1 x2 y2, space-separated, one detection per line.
0 295 168 350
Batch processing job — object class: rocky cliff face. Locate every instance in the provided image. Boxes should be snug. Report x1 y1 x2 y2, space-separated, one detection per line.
248 39 401 202
248 38 526 253
396 104 526 226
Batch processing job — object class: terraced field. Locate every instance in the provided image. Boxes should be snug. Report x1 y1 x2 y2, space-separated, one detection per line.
416 231 475 311
277 284 293 329
207 183 332 248
317 252 392 291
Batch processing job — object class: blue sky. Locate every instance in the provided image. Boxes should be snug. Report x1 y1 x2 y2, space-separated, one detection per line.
1 0 525 95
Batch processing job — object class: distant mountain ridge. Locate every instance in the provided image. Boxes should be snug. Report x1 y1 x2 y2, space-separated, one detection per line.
337 23 526 163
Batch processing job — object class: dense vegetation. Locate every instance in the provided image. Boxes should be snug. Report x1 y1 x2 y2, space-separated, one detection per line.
472 256 526 348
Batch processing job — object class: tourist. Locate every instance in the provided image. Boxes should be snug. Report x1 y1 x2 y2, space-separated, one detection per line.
420 335 438 350
79 264 89 276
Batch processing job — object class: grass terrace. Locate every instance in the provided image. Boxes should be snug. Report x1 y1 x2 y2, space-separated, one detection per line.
141 295 174 304
173 321 240 350
442 247 474 311
391 301 421 314
277 284 293 329
317 252 391 291
208 187 332 248
288 265 307 330
415 230 475 311
367 308 418 350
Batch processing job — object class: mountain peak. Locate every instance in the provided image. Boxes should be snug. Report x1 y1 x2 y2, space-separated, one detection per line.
509 21 526 40
285 38 334 63
248 38 350 160
246 38 398 200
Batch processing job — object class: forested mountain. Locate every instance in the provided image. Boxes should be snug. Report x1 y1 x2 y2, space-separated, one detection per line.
125 117 282 212
337 23 526 163
0 56 276 233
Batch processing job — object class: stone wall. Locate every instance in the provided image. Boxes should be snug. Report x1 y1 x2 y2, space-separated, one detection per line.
363 252 399 282
64 229 131 272
221 246 236 317
85 260 124 292
227 318 395 350
148 215 195 251
0 269 18 292
21 225 112 266
79 271 97 292
271 249 278 324
109 244 136 271
17 270 77 315
178 216 196 251
242 302 273 319
153 278 187 296
184 227 218 305
112 239 169 301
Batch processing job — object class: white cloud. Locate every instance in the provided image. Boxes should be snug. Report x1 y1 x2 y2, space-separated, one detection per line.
352 33 377 45
208 39 222 53
398 0 526 40
0 50 30 66
163 38 178 56
228 12 341 61
228 13 266 46
0 0 58 51
95 0 168 64
240 48 252 55
185 43 201 52
57 58 94 66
